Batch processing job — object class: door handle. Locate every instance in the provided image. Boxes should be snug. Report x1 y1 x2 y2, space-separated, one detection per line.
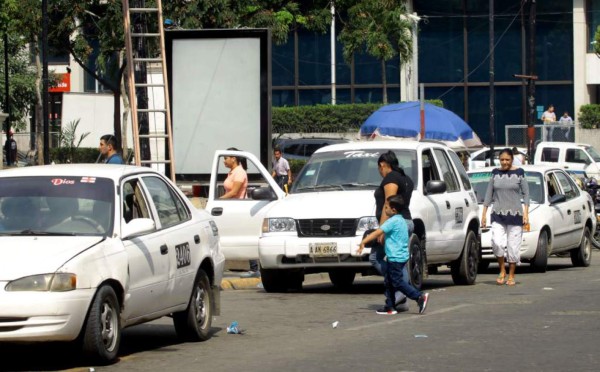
211 207 223 216
464 198 469 207
567 209 572 215
194 235 200 244
446 201 451 209
160 244 168 255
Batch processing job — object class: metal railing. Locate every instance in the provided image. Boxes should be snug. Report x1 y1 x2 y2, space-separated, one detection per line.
505 123 576 147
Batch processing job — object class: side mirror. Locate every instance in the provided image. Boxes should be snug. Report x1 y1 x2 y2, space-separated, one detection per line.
122 218 155 239
549 194 566 205
425 180 447 195
251 186 277 201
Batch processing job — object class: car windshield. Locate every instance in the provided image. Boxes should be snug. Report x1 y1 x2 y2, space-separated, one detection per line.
468 171 544 204
585 146 600 162
292 149 418 193
0 176 115 236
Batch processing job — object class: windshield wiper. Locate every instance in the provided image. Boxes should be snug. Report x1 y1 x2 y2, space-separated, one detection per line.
15 229 77 236
298 184 345 191
341 182 378 188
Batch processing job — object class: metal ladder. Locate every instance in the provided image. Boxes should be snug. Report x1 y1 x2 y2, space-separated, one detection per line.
122 0 175 182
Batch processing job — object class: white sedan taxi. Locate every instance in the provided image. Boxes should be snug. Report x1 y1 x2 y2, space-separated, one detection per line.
468 165 594 272
0 164 224 364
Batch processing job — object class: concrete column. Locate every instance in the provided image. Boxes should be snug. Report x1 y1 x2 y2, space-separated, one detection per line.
573 0 590 118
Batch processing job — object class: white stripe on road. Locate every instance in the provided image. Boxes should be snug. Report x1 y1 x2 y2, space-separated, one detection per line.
346 304 472 331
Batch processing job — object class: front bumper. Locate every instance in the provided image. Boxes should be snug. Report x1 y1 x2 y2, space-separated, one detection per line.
259 234 371 269
0 285 95 342
480 228 539 261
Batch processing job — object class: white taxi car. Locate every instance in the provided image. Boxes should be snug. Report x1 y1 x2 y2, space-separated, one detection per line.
468 165 594 272
207 142 481 293
0 165 224 364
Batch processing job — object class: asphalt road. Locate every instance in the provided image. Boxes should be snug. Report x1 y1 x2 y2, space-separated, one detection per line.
2 256 600 372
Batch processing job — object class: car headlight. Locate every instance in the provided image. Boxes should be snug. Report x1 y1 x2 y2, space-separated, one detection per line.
5 273 77 292
356 217 379 232
262 218 297 233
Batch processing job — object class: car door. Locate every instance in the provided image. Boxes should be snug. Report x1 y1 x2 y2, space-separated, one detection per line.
554 170 585 248
420 148 455 258
120 176 170 319
140 175 200 306
206 150 285 260
564 148 590 174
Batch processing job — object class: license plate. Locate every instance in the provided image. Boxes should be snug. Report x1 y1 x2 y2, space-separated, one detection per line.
309 242 337 257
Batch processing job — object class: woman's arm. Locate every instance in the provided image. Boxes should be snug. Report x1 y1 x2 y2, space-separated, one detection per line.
380 183 399 225
221 181 243 199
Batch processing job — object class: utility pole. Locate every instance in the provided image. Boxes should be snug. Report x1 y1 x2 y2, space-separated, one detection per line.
42 0 49 164
489 0 495 166
4 33 9 135
527 0 536 161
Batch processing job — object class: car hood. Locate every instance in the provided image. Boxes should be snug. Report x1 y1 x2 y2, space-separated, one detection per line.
271 190 376 219
0 236 104 280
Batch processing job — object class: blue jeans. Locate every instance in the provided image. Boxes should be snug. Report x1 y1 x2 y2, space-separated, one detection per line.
249 260 259 272
369 219 414 275
384 261 422 308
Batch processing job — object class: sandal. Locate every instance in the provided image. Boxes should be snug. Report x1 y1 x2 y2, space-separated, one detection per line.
506 277 516 286
496 274 506 285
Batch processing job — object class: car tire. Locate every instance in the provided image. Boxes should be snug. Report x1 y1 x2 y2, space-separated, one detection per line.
451 230 478 285
82 285 121 364
530 230 548 273
261 268 289 293
173 269 213 341
408 234 424 289
328 269 356 289
571 227 592 267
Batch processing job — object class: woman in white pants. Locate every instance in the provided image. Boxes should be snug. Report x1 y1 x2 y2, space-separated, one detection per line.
481 148 530 286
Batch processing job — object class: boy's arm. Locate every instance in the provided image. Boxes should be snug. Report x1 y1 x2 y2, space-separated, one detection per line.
356 228 384 254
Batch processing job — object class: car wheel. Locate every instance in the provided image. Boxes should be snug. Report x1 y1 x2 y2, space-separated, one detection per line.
591 225 600 250
261 268 289 293
427 265 439 275
287 270 304 291
571 227 592 267
408 234 424 289
530 230 548 273
82 285 121 364
451 230 478 285
328 269 356 289
173 269 213 341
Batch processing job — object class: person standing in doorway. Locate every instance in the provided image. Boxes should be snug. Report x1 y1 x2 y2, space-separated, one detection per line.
99 134 124 164
541 104 556 141
272 148 292 191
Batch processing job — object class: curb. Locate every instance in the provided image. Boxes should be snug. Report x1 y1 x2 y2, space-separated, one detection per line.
220 277 262 290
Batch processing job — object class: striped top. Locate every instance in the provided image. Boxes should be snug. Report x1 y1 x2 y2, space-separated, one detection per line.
483 168 530 225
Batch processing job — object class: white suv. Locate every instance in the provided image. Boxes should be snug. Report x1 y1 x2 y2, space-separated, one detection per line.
206 141 481 292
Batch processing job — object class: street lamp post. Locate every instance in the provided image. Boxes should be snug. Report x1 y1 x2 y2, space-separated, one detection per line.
42 0 49 164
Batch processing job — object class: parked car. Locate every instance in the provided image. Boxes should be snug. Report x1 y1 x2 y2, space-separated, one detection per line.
468 165 594 272
533 141 600 180
206 141 481 293
0 164 224 364
274 137 351 161
468 146 527 170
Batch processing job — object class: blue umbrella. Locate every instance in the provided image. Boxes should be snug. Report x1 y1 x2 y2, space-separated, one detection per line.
360 101 476 142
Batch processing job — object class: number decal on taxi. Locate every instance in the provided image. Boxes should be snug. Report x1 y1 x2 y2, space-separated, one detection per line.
574 210 581 224
175 242 191 268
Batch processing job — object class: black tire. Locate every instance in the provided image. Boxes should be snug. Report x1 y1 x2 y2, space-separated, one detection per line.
427 265 439 275
328 269 356 289
530 230 548 273
571 227 592 267
173 269 213 341
287 270 305 291
261 268 289 293
591 226 600 250
82 285 121 364
451 230 478 285
408 234 424 289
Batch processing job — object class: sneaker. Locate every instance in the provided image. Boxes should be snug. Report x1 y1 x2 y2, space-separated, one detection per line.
240 271 260 278
417 293 429 314
376 307 398 315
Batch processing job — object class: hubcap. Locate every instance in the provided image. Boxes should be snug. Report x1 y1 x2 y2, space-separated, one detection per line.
101 302 118 352
194 285 207 326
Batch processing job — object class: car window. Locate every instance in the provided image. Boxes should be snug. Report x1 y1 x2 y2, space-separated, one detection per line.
468 171 544 204
421 149 442 187
565 149 590 164
433 149 460 192
473 151 488 161
448 150 472 190
292 149 417 192
122 179 152 224
541 147 559 162
0 176 114 236
554 171 579 200
546 173 560 199
142 176 191 228
585 146 600 162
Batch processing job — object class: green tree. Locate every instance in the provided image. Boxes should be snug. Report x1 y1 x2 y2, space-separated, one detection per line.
338 0 414 104
595 25 600 58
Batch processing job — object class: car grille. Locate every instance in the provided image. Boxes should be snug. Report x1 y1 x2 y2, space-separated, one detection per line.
297 219 357 237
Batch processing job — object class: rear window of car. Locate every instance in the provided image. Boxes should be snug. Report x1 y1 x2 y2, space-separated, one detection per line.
541 147 559 162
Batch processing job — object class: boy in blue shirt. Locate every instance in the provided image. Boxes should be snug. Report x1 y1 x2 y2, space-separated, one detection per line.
358 195 429 315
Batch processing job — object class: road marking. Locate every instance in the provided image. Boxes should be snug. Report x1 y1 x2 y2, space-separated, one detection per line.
550 310 600 316
346 304 471 331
